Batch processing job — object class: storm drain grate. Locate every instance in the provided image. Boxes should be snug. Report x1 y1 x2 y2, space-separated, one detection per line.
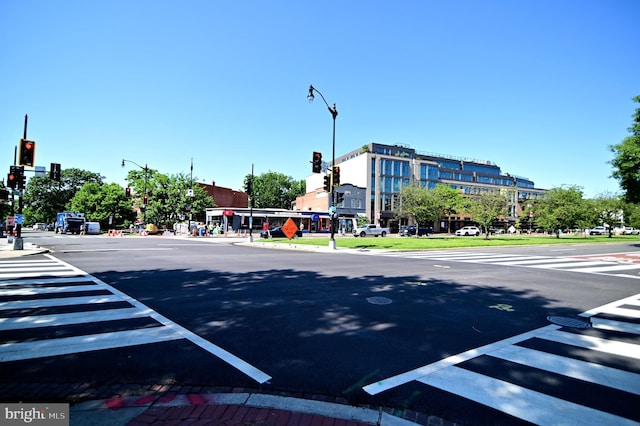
367 296 392 305
547 316 591 329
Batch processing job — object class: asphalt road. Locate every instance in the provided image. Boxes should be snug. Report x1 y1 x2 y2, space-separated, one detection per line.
2 232 639 425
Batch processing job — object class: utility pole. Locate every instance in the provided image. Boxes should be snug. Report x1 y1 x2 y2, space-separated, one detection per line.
248 163 254 242
13 115 28 250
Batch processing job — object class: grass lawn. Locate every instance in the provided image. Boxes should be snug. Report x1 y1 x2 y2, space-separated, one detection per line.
259 234 640 250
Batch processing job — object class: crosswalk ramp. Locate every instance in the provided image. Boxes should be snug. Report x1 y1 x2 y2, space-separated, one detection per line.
364 293 640 425
0 255 271 383
362 250 640 279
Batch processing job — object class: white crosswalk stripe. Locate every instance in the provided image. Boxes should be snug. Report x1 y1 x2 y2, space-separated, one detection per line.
0 254 271 383
364 294 640 425
0 256 184 361
360 249 640 278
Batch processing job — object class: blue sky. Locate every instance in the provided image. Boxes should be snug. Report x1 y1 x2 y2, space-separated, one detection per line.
1 1 638 198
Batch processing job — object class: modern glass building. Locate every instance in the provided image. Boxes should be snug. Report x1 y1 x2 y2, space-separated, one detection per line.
323 142 547 231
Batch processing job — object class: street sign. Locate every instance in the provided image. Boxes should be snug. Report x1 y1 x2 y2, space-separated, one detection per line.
15 214 24 225
281 217 299 240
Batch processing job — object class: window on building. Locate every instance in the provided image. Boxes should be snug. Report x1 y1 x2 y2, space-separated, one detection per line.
462 163 501 174
477 175 495 184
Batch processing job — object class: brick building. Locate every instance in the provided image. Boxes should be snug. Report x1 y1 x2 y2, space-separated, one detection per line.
197 181 248 208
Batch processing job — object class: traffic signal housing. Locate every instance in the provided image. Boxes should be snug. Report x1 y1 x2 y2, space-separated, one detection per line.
7 166 24 190
7 166 18 189
16 166 26 190
332 166 340 186
312 151 322 173
125 187 131 198
323 173 331 192
245 178 253 196
50 163 61 181
19 139 36 167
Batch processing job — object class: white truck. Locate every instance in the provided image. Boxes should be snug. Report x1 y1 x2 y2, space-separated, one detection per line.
353 224 390 237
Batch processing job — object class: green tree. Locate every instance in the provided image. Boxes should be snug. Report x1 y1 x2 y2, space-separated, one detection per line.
430 184 465 233
533 185 592 238
357 215 369 227
396 184 440 232
69 182 136 229
610 95 640 203
23 168 103 225
125 170 215 227
466 191 506 239
623 202 640 228
244 171 306 209
592 192 625 237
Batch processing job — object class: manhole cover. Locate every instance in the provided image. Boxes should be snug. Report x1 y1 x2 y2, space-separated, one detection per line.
547 316 591 329
367 296 392 305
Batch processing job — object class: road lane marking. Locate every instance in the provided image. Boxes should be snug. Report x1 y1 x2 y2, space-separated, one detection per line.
490 345 640 395
363 324 560 395
2 255 272 384
417 366 638 426
0 295 122 310
0 307 147 330
0 327 184 362
538 329 640 359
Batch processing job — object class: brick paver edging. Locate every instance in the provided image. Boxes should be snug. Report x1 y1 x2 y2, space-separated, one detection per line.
70 392 430 425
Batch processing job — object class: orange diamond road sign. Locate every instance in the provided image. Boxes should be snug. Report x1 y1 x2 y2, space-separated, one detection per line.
281 218 299 240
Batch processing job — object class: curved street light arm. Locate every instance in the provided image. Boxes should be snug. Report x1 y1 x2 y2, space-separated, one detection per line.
308 85 338 120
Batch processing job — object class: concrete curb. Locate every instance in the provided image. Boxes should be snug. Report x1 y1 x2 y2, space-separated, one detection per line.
70 393 420 426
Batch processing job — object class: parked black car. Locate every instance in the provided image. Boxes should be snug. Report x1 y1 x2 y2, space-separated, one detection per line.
260 226 303 239
399 226 432 237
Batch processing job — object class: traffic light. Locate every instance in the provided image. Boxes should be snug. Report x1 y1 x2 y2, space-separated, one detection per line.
7 166 18 189
7 166 24 190
0 188 8 201
143 194 149 205
19 139 36 167
312 151 322 173
16 166 26 190
332 166 340 186
125 187 131 198
245 178 253 196
336 191 344 205
323 173 331 192
50 163 61 181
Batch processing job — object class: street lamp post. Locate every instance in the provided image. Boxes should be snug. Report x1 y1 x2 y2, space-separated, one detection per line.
307 84 338 249
121 159 149 225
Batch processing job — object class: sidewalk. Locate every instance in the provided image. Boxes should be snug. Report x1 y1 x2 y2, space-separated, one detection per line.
0 235 49 257
70 391 431 426
0 237 455 426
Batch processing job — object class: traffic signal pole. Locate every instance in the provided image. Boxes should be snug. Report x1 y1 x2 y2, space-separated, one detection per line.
12 115 28 250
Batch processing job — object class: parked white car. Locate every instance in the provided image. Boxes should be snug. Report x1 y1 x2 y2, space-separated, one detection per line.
353 224 390 237
589 226 608 235
455 226 481 236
